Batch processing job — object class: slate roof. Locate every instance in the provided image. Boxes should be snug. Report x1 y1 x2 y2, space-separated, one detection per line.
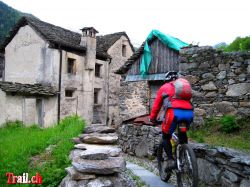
0 16 134 60
0 81 58 96
97 32 134 53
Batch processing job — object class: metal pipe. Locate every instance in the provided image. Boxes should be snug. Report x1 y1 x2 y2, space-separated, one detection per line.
57 48 62 123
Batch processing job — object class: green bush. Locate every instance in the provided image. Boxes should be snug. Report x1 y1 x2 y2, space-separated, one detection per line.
219 115 239 133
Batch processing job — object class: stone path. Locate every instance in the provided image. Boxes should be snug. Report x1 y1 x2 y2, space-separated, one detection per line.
127 162 175 187
59 124 135 187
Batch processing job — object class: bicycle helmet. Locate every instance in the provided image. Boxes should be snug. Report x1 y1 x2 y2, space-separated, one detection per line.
165 71 179 82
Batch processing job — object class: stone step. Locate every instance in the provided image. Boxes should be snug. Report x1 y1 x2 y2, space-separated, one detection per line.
84 125 116 134
79 133 118 144
72 157 126 175
72 143 122 159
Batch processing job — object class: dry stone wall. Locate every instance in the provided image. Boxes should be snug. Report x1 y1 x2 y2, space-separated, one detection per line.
118 124 250 187
119 81 150 123
179 46 250 125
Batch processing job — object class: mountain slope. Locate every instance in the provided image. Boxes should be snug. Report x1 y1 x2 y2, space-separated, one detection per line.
0 1 33 45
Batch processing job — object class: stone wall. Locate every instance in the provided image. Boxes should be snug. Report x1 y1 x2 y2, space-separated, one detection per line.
179 46 250 125
119 81 150 123
108 36 134 126
118 124 250 186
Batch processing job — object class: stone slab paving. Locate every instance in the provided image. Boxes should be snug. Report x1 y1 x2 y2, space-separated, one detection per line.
127 162 174 187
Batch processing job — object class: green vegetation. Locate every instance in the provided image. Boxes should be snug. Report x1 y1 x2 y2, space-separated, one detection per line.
218 36 250 52
0 115 85 186
188 116 250 153
0 1 35 46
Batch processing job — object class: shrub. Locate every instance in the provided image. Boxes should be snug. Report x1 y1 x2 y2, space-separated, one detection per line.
219 115 239 133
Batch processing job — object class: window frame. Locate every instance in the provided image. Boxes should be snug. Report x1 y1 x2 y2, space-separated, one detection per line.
95 63 102 78
67 58 76 74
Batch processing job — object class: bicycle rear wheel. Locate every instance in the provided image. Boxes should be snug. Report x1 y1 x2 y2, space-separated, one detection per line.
177 144 198 187
157 139 172 182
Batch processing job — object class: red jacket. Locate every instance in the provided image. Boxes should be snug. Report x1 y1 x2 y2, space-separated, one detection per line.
150 80 193 120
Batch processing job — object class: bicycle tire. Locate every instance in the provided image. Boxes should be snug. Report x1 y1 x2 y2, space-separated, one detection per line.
177 144 198 187
157 139 172 182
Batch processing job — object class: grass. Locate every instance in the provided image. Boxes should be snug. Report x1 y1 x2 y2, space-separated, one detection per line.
0 115 85 186
188 116 250 153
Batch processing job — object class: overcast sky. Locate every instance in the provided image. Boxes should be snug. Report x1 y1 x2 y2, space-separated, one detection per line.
2 0 250 47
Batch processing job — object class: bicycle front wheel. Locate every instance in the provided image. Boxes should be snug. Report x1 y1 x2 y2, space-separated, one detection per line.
157 139 172 182
177 144 198 187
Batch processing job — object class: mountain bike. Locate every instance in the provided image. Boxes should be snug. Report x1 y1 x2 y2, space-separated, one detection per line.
156 121 198 187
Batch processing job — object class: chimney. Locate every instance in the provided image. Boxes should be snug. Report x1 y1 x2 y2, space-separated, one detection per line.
80 27 98 70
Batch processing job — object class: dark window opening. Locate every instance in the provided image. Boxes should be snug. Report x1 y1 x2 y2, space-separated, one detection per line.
65 90 74 97
122 44 127 57
94 88 100 104
95 63 102 77
67 58 76 74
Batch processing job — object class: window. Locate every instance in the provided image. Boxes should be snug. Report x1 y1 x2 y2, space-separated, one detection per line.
122 44 127 57
67 58 76 74
95 63 102 77
65 90 74 97
94 88 100 104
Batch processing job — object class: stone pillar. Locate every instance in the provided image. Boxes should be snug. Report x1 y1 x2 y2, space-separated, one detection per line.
80 27 98 125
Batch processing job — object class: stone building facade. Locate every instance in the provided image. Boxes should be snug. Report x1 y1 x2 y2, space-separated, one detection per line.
0 16 133 127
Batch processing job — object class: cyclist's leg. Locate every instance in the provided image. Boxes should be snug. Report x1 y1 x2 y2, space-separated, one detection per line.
162 133 173 159
162 108 176 160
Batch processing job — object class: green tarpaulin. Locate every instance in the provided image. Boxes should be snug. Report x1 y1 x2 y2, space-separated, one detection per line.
140 30 189 75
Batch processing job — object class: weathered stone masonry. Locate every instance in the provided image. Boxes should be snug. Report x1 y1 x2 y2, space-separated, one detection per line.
118 124 250 187
179 46 250 125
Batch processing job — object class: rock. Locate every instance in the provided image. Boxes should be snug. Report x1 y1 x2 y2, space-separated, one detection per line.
192 90 203 97
217 71 227 79
80 149 109 160
218 63 230 71
80 133 118 144
71 137 82 144
202 73 215 79
223 170 239 182
197 158 222 185
228 79 236 85
239 73 246 82
205 91 217 97
69 149 83 160
65 166 96 180
59 175 78 187
230 156 250 165
135 139 149 157
194 108 206 116
240 179 250 187
84 125 116 134
202 81 217 91
74 144 87 150
226 83 250 96
184 75 199 84
199 62 210 69
87 178 112 187
240 102 250 107
214 101 237 115
72 157 126 175
248 65 250 74
238 108 250 116
75 143 122 157
179 62 198 71
221 176 238 187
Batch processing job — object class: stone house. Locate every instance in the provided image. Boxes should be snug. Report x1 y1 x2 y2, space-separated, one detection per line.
0 16 133 127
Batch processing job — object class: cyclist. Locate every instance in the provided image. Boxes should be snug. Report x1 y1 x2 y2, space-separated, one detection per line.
149 72 194 169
